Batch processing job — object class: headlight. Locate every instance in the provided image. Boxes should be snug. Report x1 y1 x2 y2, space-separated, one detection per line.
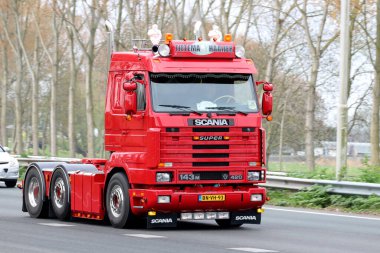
156 172 171 182
9 159 18 168
158 44 170 57
250 194 263 202
247 171 261 181
157 196 171 203
235 45 245 58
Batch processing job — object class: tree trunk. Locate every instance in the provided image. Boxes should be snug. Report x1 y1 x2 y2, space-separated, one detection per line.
0 43 8 146
305 60 319 171
86 59 95 157
50 5 59 157
15 52 23 154
371 0 380 165
278 93 288 171
115 0 123 51
68 0 77 158
1 43 8 146
32 34 39 155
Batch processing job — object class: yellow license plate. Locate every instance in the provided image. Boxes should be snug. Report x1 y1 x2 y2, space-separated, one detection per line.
199 195 225 202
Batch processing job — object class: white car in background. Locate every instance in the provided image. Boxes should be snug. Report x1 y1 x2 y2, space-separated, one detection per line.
0 145 19 188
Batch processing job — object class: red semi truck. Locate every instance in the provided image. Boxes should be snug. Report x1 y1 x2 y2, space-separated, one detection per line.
22 31 273 228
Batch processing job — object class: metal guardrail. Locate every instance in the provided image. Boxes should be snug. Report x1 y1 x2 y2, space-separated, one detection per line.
15 157 380 196
263 175 380 196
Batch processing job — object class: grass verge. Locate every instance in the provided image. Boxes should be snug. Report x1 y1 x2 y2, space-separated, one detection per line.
267 186 380 215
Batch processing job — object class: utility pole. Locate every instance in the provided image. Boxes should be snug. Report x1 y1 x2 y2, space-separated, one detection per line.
336 0 350 180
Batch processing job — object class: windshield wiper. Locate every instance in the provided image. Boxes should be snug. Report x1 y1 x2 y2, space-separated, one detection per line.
206 106 248 116
159 104 203 116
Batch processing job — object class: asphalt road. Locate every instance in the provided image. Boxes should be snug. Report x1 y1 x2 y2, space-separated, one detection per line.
1 182 379 253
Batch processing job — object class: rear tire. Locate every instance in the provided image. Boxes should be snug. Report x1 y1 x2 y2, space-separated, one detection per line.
5 180 17 188
50 169 70 220
215 219 243 228
24 169 48 218
106 173 136 228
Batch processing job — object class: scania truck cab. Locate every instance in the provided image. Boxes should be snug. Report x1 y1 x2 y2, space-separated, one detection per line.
22 28 273 228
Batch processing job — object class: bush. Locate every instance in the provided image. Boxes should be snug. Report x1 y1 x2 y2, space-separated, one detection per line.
359 165 380 183
290 185 331 208
267 187 380 214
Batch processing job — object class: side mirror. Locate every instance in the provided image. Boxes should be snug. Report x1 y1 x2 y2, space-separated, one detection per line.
263 82 273 91
256 81 273 91
123 82 137 114
3 146 10 153
262 91 273 116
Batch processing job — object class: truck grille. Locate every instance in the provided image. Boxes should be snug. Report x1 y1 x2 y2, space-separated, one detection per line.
160 126 261 177
193 128 229 132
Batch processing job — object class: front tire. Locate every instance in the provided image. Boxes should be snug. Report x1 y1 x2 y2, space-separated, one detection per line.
50 169 70 220
5 180 17 188
106 173 135 228
24 169 48 218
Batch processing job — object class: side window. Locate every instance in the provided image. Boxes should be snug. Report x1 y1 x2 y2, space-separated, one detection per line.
112 74 123 112
135 75 146 111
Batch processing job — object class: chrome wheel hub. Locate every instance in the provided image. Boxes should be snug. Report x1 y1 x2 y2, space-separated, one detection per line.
28 177 40 208
54 178 66 209
110 185 124 218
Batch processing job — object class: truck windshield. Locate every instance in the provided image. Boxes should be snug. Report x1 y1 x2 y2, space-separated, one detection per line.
150 73 258 114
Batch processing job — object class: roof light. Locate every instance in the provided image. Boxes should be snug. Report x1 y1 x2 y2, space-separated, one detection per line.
224 34 232 42
147 24 162 45
165 33 173 44
158 44 170 57
235 45 245 58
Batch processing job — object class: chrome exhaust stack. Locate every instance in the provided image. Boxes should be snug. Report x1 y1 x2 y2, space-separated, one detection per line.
105 20 115 68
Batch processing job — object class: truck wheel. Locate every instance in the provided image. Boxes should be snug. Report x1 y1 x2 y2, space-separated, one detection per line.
24 169 48 218
5 180 17 188
215 219 243 228
106 173 134 228
51 169 70 220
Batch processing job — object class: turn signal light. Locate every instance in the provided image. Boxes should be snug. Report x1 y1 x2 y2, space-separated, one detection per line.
165 33 173 44
158 162 173 167
266 115 273 121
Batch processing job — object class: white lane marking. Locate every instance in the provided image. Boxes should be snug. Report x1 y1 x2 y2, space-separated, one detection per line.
266 207 380 221
39 223 76 227
228 248 279 253
123 234 166 239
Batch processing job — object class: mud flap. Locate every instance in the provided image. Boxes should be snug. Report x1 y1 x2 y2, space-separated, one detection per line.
147 213 178 228
230 210 261 225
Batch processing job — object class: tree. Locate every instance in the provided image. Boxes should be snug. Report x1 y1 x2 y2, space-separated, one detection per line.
298 0 339 171
13 1 40 155
1 0 24 154
66 0 105 157
370 0 380 165
0 35 8 146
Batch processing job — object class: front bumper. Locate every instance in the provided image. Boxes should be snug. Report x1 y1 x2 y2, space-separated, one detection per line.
129 186 266 216
0 166 19 181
